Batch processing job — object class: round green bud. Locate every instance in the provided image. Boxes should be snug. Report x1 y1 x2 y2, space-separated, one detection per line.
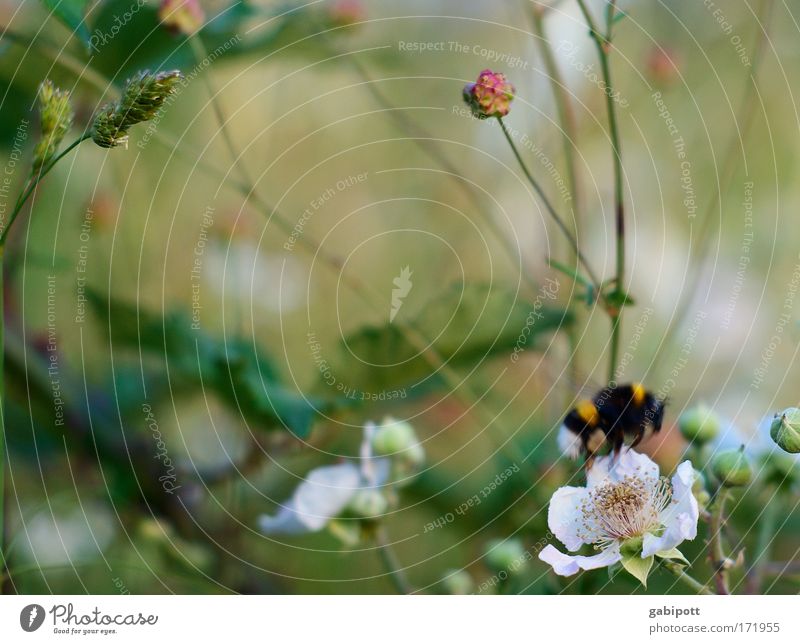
440 569 474 595
372 417 418 455
712 448 753 487
484 538 528 574
770 408 800 454
372 417 425 486
347 488 389 519
678 404 721 444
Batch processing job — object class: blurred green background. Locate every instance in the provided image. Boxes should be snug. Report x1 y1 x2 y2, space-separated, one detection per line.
0 0 798 593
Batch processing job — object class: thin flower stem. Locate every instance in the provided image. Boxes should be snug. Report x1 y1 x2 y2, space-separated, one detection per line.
574 0 625 383
189 35 253 186
662 560 714 595
0 244 5 577
189 33 249 336
0 134 91 247
498 118 601 291
709 488 731 594
339 46 544 300
374 526 413 594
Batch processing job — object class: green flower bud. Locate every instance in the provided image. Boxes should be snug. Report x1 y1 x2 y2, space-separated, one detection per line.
678 404 721 444
372 417 417 454
33 80 73 171
138 517 174 542
372 417 425 485
712 448 753 487
484 538 528 574
347 488 389 519
92 70 183 148
440 568 474 595
770 408 800 454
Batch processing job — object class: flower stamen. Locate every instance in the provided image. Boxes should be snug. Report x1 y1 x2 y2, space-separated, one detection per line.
579 474 672 549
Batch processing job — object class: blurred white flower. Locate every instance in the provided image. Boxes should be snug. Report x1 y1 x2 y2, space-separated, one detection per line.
258 423 390 535
539 450 698 582
20 503 115 567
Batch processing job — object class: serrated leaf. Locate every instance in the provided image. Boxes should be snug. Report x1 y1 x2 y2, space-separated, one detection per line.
40 0 91 46
621 554 654 587
332 283 573 393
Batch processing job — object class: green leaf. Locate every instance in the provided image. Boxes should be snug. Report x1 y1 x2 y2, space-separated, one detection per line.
330 283 572 394
548 258 592 290
620 554 654 587
86 289 324 438
604 288 635 309
611 9 629 25
655 548 690 565
39 0 91 46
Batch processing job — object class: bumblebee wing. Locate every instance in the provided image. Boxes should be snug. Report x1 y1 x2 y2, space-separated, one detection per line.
557 423 583 460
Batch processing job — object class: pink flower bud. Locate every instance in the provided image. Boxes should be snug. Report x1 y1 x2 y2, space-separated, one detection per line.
328 0 365 27
159 0 205 36
463 69 515 119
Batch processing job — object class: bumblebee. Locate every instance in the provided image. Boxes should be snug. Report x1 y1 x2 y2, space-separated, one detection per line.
558 383 665 467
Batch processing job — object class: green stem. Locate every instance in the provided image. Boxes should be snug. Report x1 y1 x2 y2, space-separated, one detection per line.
574 0 625 382
498 118 600 291
709 488 731 594
0 244 5 585
374 526 413 594
662 560 714 595
0 134 91 247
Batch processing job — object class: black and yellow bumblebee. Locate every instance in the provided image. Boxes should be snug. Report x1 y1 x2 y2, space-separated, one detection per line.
558 383 665 468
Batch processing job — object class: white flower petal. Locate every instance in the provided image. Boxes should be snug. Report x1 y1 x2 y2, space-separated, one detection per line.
259 463 361 535
642 460 700 557
539 544 622 576
611 448 659 482
587 449 657 487
547 486 590 552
